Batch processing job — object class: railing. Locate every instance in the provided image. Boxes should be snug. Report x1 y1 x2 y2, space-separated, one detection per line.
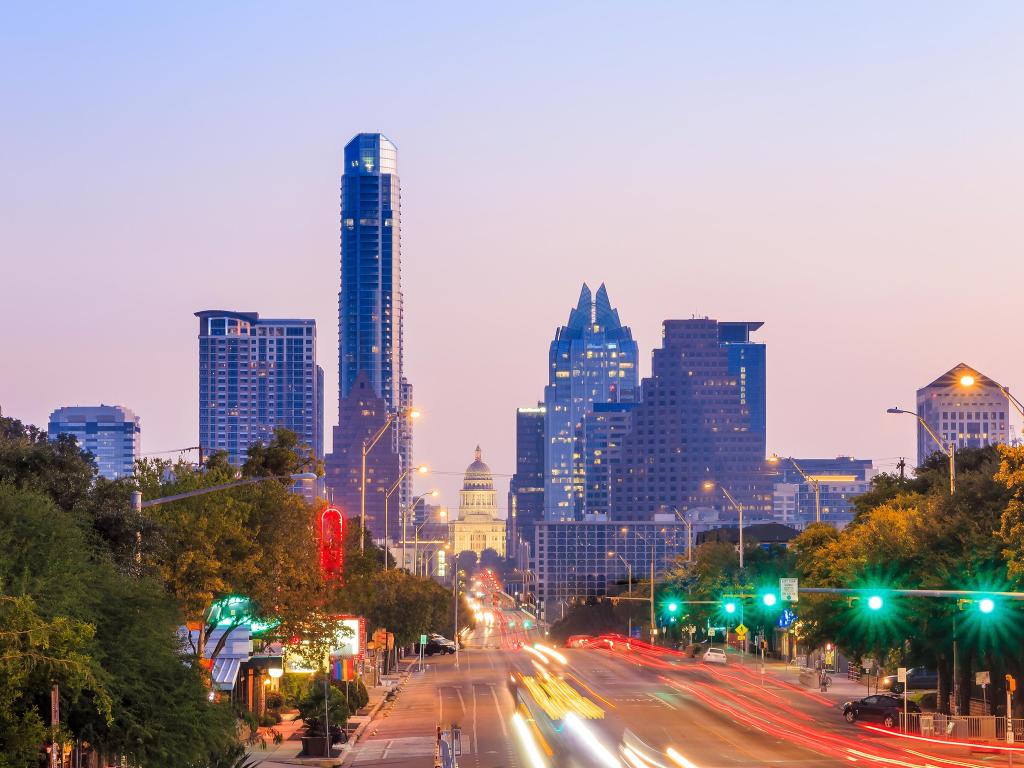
900 713 1024 742
847 663 861 682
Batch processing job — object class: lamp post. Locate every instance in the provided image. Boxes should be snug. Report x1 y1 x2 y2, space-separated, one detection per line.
669 507 693 562
703 481 744 568
361 408 420 554
768 455 821 524
402 490 438 573
887 407 954 495
412 501 444 576
608 552 633 638
422 545 450 579
621 527 656 641
383 464 428 570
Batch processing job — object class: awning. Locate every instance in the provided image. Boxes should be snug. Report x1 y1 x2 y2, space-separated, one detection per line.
212 657 242 691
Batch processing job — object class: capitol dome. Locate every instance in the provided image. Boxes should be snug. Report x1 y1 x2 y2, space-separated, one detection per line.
463 446 494 491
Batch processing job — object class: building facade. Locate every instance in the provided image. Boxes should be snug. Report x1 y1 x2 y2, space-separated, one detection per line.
573 402 637 518
450 447 506 559
544 283 639 521
915 364 1010 467
332 132 415 511
324 370 400 539
770 457 875 529
610 318 770 521
48 405 140 479
196 311 322 467
533 519 689 622
507 404 546 562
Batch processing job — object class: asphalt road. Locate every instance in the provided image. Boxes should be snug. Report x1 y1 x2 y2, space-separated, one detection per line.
345 588 1018 768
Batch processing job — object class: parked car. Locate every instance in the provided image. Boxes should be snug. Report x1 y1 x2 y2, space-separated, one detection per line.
842 695 921 728
878 667 938 693
702 648 728 665
416 636 456 655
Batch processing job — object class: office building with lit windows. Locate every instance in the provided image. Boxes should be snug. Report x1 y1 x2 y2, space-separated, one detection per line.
915 364 1010 467
329 132 415 510
48 405 140 480
508 404 546 562
196 311 322 468
611 318 770 521
543 283 639 521
770 457 875 529
573 402 637 518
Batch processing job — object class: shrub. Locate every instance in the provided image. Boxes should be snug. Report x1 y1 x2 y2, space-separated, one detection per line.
265 691 284 711
298 677 350 734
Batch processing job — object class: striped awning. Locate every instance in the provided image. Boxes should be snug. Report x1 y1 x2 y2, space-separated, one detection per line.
211 657 242 691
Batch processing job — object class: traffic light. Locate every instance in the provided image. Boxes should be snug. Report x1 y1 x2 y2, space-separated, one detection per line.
1007 674 1017 693
979 598 995 614
761 592 778 608
723 600 738 615
667 601 680 614
867 595 884 611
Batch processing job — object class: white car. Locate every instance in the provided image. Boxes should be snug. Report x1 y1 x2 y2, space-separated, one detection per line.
702 648 727 665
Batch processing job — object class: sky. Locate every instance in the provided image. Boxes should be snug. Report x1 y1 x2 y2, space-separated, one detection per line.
2 2 1023 512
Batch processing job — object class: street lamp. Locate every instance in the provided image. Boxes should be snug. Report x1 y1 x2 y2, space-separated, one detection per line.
703 481 745 568
384 464 428 571
411 498 443 576
620 527 657 640
956 370 1024 425
887 407 954 494
667 507 693 562
361 407 421 554
767 455 821 524
607 551 633 594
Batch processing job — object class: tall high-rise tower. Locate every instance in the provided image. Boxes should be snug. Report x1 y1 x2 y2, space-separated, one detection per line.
327 133 413 517
543 284 639 521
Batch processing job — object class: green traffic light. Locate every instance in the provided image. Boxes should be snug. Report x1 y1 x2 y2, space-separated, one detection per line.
724 601 737 615
667 601 679 613
979 598 995 614
868 595 884 611
762 593 777 607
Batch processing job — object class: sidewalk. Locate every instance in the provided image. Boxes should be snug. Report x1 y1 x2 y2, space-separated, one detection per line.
725 651 869 703
247 659 419 768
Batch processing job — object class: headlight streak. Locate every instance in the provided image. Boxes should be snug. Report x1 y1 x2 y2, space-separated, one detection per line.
563 712 621 768
665 746 701 768
533 643 568 664
621 746 652 768
512 711 549 768
522 645 549 664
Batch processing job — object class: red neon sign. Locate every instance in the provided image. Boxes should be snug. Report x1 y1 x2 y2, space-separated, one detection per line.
319 506 344 577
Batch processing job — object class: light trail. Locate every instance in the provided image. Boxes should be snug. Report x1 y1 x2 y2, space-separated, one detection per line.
512 711 550 768
859 723 1024 753
665 746 701 768
533 643 568 664
563 712 622 768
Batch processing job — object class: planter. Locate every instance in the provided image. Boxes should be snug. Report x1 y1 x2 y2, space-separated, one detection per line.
300 735 329 757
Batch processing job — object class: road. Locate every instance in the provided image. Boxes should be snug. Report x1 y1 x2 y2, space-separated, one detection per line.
346 573 1018 768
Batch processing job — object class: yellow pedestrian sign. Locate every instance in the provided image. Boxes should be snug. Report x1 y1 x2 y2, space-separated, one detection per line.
734 623 748 638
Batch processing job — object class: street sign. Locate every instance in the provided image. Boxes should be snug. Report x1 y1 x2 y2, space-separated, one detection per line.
420 634 428 645
977 671 991 685
780 578 799 603
734 623 748 638
897 667 907 683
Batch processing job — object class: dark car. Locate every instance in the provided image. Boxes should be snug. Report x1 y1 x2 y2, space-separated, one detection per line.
878 667 938 693
842 695 921 728
415 636 456 656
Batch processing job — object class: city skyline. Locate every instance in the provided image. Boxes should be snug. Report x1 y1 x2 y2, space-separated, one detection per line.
4 4 1024 511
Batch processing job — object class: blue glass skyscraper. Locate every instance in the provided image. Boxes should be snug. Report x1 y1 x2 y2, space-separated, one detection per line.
543 284 639 521
48 404 140 479
327 133 413 512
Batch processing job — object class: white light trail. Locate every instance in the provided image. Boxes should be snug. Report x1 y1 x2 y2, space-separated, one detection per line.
564 712 621 768
511 712 549 768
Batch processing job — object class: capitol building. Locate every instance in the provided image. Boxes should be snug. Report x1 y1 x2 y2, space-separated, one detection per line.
449 446 506 559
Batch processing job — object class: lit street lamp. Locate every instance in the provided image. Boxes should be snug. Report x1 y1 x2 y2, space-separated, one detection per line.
361 407 420 554
767 455 821 524
886 407 954 494
703 481 745 568
957 371 1024 419
667 507 693 562
383 464 428 570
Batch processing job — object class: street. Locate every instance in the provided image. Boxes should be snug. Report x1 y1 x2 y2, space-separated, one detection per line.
346 596 1020 768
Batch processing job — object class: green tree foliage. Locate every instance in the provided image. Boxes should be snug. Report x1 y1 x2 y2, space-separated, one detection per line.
332 568 453 646
297 675 350 733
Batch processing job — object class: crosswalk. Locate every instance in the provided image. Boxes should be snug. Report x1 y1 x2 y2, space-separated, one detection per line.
348 735 439 763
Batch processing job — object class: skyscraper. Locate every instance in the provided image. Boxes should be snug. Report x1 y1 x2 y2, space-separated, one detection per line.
915 363 1010 466
573 402 637 518
48 405 140 479
508 404 546 562
611 318 770 521
543 284 639 521
196 311 322 467
329 133 414 510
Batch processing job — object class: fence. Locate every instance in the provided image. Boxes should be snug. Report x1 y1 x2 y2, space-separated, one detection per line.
900 713 1024 742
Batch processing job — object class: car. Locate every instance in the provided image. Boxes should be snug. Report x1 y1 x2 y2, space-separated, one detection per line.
565 635 594 648
416 636 456 656
878 667 938 693
842 695 921 728
702 648 727 665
